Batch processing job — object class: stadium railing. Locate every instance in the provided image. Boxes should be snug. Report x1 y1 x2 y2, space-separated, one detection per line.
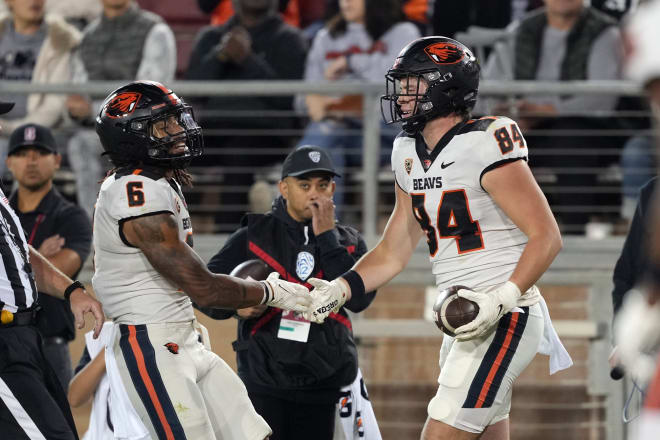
0 79 650 240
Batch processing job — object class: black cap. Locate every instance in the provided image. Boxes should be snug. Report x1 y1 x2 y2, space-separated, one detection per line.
8 123 58 156
0 101 14 115
281 145 340 179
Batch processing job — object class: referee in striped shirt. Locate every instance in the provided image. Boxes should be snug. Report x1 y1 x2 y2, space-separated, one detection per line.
0 100 105 440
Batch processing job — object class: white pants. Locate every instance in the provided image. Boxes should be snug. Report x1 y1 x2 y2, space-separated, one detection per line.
110 321 271 440
428 303 544 433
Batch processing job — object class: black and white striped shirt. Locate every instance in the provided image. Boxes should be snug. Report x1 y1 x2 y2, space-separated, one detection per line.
0 189 37 313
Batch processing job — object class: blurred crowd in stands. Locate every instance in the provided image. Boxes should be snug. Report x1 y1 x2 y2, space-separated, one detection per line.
0 0 655 234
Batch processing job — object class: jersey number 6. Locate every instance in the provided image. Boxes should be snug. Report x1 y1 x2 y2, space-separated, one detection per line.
126 182 145 207
411 190 484 256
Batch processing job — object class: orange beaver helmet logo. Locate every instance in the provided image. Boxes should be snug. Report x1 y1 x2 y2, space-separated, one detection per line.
164 342 179 354
105 92 142 118
424 42 464 65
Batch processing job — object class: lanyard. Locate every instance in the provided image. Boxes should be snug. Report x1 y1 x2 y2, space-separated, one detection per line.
27 214 45 245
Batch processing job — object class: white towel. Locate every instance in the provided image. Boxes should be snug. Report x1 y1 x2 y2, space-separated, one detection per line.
82 322 114 440
104 323 151 440
537 296 574 375
334 369 382 440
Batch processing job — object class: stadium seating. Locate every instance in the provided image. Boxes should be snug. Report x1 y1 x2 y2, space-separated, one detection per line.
136 0 208 78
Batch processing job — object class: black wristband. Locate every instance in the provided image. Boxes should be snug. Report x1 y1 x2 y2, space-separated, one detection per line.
260 281 272 305
341 270 365 299
64 281 84 301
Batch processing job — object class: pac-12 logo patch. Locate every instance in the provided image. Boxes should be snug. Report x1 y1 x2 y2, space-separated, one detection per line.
404 158 413 175
424 42 464 65
296 251 315 281
105 92 142 118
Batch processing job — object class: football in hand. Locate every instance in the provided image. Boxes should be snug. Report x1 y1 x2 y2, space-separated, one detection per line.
433 285 480 337
230 259 271 281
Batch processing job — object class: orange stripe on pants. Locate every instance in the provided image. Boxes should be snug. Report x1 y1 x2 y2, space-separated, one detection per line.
127 325 176 440
475 313 519 408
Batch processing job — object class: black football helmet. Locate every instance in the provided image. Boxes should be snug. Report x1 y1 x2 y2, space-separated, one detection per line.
95 81 203 169
381 36 480 134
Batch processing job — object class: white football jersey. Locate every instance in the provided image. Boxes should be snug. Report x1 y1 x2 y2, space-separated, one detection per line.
92 168 194 324
392 116 530 291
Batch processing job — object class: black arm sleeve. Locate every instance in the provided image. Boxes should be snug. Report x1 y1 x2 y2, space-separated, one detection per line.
316 230 376 313
612 178 657 316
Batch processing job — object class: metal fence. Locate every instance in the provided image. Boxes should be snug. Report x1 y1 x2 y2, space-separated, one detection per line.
0 79 652 241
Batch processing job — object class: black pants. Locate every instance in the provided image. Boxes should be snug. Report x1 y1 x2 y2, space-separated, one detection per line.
41 339 73 393
0 326 78 440
249 392 336 440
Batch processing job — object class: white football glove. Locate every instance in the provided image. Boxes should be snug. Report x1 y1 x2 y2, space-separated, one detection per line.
614 289 660 383
260 272 311 313
303 278 349 324
454 281 521 341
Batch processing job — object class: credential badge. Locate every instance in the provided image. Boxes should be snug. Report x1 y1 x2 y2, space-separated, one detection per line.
404 158 413 175
296 251 315 281
309 151 321 163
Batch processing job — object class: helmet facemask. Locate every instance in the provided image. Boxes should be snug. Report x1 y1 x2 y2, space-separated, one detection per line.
128 106 204 169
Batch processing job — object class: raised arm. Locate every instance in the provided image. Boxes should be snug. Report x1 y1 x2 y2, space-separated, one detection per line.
121 212 310 311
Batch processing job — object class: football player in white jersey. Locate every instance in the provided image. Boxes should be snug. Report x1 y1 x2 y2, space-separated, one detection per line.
92 81 312 440
302 37 572 440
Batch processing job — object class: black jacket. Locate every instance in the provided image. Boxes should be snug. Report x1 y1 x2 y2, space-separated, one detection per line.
9 188 92 340
612 177 657 316
202 197 375 403
185 15 306 130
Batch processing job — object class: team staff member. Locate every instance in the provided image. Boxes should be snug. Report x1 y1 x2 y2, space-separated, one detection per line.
6 123 92 392
202 145 377 440
0 102 104 440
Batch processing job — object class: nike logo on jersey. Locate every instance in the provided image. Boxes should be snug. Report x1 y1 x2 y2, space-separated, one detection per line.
413 176 443 190
440 161 455 169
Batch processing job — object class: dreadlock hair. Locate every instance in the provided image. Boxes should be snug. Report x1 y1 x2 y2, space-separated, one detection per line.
100 162 193 188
